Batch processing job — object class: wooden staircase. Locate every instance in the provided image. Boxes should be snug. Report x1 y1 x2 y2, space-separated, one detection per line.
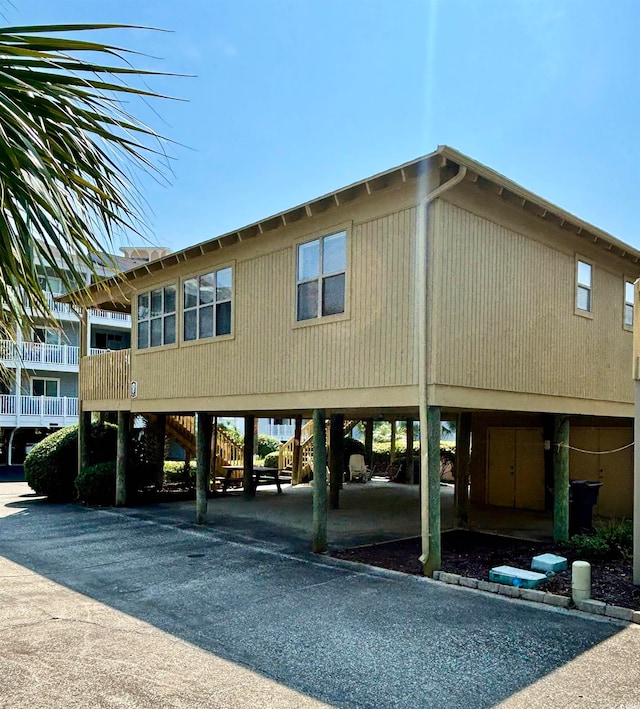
165 415 244 466
278 418 360 481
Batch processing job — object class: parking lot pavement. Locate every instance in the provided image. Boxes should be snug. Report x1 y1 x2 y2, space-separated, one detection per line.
1 483 639 709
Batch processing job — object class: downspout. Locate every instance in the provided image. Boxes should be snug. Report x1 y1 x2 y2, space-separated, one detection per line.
417 163 467 568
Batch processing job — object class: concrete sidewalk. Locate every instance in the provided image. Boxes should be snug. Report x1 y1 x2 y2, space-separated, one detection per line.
1 482 638 709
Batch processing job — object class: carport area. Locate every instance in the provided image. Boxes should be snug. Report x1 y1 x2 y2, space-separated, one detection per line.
118 480 554 555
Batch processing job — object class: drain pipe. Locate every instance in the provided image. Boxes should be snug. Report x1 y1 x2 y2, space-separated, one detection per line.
7 426 20 466
417 162 467 574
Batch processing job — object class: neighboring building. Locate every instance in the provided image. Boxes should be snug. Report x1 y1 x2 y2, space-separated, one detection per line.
71 146 639 557
0 246 168 464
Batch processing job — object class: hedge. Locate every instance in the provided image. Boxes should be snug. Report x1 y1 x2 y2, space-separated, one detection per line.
76 461 116 505
24 422 117 501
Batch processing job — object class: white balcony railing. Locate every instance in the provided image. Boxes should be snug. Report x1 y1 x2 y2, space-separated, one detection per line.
0 340 108 368
0 394 79 424
40 292 131 322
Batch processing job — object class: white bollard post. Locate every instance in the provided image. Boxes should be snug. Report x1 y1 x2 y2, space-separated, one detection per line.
572 560 591 604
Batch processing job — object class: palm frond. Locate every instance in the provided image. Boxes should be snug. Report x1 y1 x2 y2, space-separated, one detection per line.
0 23 179 335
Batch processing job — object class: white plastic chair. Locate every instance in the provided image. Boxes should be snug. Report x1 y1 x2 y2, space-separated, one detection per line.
349 453 370 482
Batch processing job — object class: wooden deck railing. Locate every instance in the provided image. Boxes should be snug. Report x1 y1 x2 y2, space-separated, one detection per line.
166 415 244 466
80 348 130 403
279 418 360 473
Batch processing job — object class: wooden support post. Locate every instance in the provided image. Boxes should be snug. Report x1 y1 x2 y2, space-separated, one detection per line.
79 411 91 473
553 414 570 543
406 419 414 485
291 415 302 485
312 408 327 553
421 406 441 577
390 419 396 465
195 412 212 525
115 411 129 506
244 415 255 497
211 416 218 483
77 308 89 478
634 384 640 585
154 413 166 491
454 412 471 527
364 419 374 467
329 414 344 509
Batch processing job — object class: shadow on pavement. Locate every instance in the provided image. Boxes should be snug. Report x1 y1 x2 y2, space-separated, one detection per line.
0 482 630 709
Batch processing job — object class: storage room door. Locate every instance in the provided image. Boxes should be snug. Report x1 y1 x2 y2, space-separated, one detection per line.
514 429 545 511
488 428 545 510
487 428 515 507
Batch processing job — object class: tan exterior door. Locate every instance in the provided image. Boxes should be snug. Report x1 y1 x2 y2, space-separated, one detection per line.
487 429 516 507
488 427 545 511
569 427 633 518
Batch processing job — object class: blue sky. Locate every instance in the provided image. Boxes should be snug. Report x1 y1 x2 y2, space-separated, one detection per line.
14 1 640 251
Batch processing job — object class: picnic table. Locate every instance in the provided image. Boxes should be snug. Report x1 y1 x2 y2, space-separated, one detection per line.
219 465 285 494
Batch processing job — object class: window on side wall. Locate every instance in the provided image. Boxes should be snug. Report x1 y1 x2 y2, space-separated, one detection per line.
183 267 232 342
296 231 346 322
576 259 592 314
136 284 176 349
624 280 634 329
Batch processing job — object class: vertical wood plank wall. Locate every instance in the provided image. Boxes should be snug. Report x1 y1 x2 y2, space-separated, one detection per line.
430 198 635 404
80 349 130 403
129 207 418 403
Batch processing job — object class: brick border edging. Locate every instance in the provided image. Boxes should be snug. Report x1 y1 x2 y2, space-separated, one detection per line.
434 570 640 623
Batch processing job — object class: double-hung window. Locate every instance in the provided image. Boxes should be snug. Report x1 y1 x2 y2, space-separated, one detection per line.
296 231 346 321
624 280 634 329
576 259 592 314
183 267 232 341
137 285 176 349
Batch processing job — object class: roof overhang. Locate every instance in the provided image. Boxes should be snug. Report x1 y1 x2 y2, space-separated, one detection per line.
62 145 640 312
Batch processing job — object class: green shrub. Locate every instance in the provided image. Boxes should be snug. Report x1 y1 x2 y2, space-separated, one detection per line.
76 462 116 505
164 460 196 488
263 451 280 468
24 422 117 501
597 519 633 560
566 519 633 561
257 434 280 458
566 533 611 560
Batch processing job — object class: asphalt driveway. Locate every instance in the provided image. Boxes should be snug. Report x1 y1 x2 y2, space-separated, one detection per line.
0 482 638 709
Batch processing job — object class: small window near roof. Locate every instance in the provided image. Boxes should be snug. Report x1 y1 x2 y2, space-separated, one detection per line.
137 285 176 349
624 280 634 329
297 231 346 321
576 260 592 313
183 267 232 342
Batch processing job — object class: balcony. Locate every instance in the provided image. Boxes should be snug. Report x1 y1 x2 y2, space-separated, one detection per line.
0 394 79 427
35 292 131 324
0 340 108 371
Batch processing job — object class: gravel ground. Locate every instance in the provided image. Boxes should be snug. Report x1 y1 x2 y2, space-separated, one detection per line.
333 530 640 609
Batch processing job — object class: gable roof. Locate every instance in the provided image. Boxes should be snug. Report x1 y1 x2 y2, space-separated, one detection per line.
63 145 640 312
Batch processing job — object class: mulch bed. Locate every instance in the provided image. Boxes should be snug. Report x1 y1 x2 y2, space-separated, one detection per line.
333 530 640 610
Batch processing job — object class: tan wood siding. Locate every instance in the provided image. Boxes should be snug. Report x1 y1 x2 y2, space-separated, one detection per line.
430 199 635 405
80 350 130 405
129 207 418 406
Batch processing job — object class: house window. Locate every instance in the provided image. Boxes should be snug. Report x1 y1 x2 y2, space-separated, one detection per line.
297 231 346 321
576 260 592 313
183 267 232 341
31 378 59 397
625 281 634 328
33 327 62 345
37 275 63 294
137 285 176 349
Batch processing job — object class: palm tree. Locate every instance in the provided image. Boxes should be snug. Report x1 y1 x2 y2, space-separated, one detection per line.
0 23 173 331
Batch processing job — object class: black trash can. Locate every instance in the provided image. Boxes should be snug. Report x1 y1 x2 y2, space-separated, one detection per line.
569 479 603 535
